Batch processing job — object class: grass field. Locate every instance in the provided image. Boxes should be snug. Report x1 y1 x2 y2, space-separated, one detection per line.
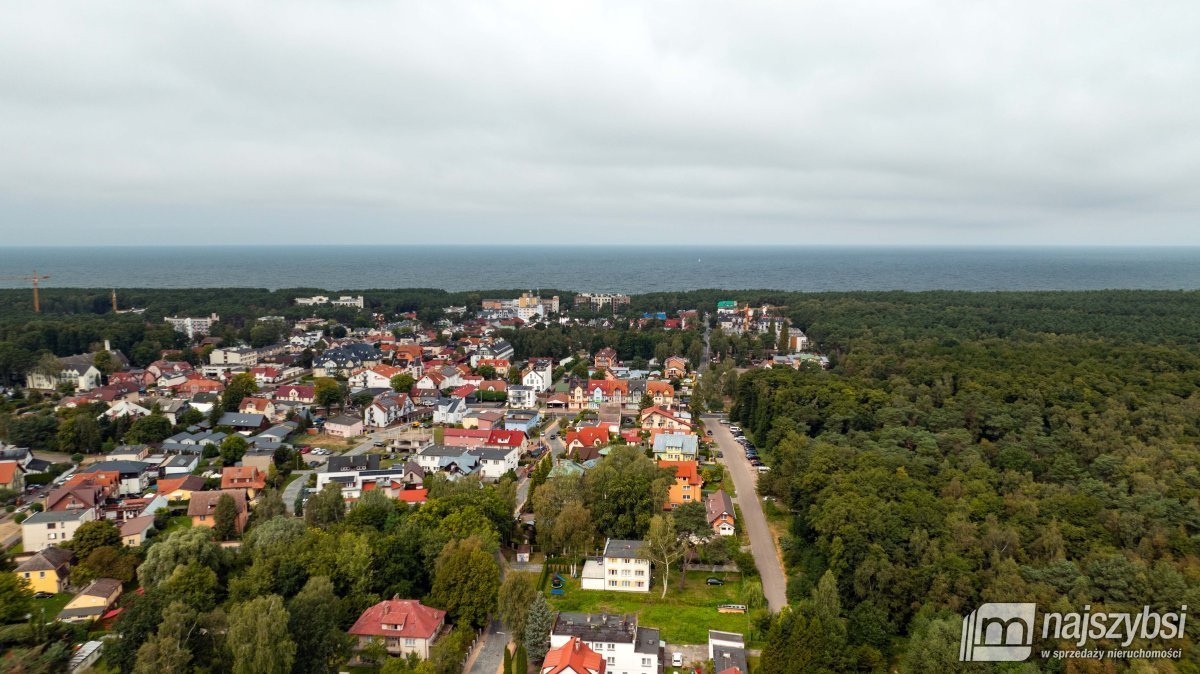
162 514 192 536
546 569 752 644
30 592 73 622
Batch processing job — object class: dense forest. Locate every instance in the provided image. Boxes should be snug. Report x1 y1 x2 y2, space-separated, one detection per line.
731 292 1200 672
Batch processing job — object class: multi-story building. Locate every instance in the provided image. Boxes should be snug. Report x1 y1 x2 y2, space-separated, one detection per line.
22 508 96 552
209 346 258 367
575 293 631 314
164 313 220 339
581 539 651 593
349 599 446 660
550 612 661 674
659 460 702 509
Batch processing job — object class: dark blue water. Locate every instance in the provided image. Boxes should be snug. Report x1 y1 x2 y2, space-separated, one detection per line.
1 246 1198 292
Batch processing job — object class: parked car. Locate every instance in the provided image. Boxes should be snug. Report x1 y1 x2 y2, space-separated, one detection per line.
672 652 684 666
32 591 54 599
705 430 713 436
706 577 725 586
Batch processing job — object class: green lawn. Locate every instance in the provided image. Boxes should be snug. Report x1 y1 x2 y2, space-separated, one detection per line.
163 515 192 536
30 592 73 622
546 569 750 644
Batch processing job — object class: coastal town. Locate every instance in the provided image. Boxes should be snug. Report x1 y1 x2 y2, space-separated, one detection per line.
0 290 827 674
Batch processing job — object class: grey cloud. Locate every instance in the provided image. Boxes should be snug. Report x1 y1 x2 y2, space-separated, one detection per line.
1 0 1199 245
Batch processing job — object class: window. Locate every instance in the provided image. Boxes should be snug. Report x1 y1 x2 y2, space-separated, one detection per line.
608 642 614 650
642 658 652 666
39 572 45 578
404 638 416 646
47 533 57 540
607 657 615 665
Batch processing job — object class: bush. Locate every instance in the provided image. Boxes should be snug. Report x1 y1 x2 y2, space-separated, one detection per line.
70 453 84 464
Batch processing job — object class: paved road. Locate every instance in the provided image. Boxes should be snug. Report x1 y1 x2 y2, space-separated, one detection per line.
282 470 312 514
466 620 507 674
514 419 564 516
708 419 788 613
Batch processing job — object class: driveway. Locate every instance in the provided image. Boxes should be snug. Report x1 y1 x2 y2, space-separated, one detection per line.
708 420 788 613
282 470 312 514
465 620 508 674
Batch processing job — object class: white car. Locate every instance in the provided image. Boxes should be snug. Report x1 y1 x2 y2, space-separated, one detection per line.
671 652 683 667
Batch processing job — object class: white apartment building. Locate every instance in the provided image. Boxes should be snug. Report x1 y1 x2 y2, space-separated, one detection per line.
164 313 220 338
22 508 96 552
550 613 661 674
209 346 259 366
581 539 651 593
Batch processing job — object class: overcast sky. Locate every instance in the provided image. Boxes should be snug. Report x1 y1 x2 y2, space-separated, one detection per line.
2 1 1199 246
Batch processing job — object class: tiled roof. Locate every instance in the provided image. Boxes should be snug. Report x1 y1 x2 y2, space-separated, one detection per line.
348 598 445 639
542 637 605 674
659 460 702 486
566 427 609 448
706 489 735 523
187 489 247 517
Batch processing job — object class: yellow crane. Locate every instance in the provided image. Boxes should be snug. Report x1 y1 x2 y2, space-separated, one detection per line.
0 269 51 313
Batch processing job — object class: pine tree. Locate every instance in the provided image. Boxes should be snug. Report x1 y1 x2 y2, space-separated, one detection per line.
512 643 528 674
523 594 553 664
503 645 513 674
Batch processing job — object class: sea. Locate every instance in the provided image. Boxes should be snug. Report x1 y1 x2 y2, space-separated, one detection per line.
2 246 1199 293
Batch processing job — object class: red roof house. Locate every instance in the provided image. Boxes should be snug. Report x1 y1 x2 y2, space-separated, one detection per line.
348 598 446 659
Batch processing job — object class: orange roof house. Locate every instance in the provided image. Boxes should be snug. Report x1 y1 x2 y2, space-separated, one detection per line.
645 381 675 408
565 426 610 451
659 460 702 509
220 466 267 498
157 475 206 501
542 637 605 674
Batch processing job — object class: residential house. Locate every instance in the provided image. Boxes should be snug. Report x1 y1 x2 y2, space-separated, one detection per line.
0 460 23 492
662 356 688 379
348 598 446 660
644 381 675 409
14 546 74 594
705 490 736 537
659 460 702 509
117 515 156 546
476 358 511 377
217 412 269 433
325 414 364 438
101 494 168 523
26 352 106 392
43 475 113 513
413 444 480 479
79 461 155 496
522 358 554 393
241 449 276 473
275 384 316 404
474 447 519 481
462 409 504 430
565 427 610 452
349 364 405 390
160 429 227 454
160 454 199 476
249 365 285 385
580 539 651 593
188 490 249 533
22 509 96 551
542 637 606 674
477 379 507 394
156 475 206 502
708 631 749 674
59 577 123 624
98 399 152 422
442 428 491 448
503 410 541 435
364 391 415 428
220 466 267 499
639 407 692 432
238 397 277 418
550 612 660 674
433 397 469 425
651 433 698 462
593 347 619 370
508 385 537 410
569 379 630 411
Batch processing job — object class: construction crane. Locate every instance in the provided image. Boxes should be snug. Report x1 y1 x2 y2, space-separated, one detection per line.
0 269 51 313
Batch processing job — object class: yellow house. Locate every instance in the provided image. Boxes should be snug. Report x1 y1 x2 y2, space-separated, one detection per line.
14 546 74 594
59 577 123 623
